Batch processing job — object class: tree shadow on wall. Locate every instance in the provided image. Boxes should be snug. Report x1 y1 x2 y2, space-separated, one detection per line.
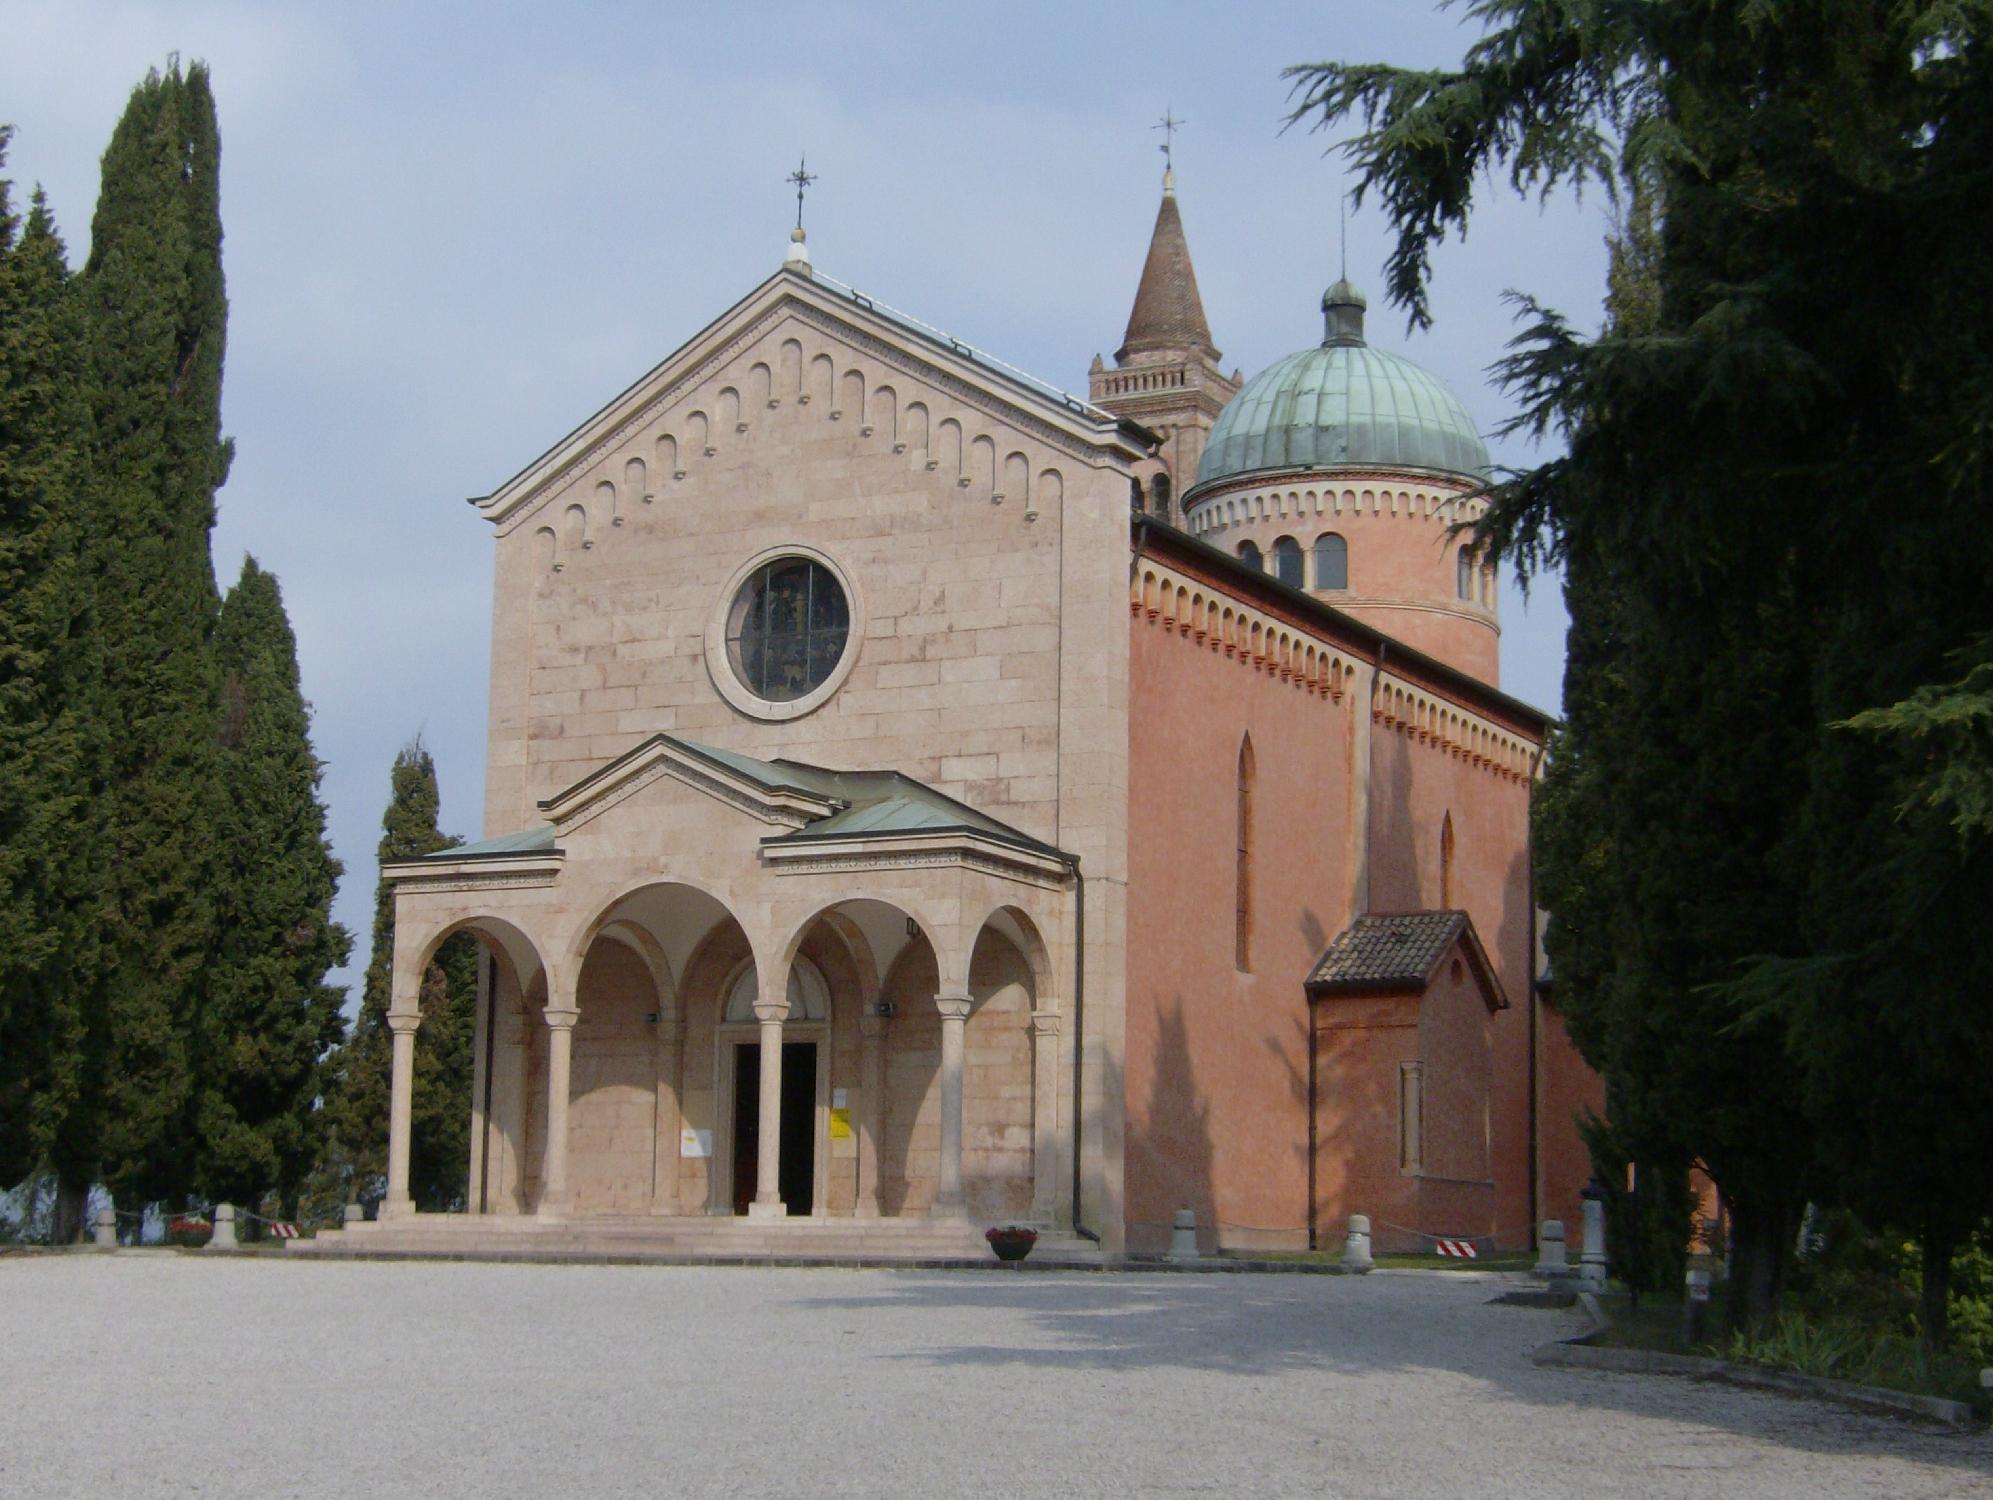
1125 1000 1214 1254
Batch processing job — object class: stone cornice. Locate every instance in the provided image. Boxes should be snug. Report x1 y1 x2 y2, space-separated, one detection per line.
760 829 1073 889
480 272 1143 536
381 852 564 892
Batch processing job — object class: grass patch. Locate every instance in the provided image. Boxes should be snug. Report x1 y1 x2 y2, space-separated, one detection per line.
1590 1288 1990 1414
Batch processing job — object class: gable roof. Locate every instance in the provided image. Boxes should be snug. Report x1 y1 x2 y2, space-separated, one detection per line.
414 734 1071 872
1305 909 1508 1009
472 263 1152 534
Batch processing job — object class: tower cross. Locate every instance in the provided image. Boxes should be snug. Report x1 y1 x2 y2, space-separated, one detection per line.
1153 108 1184 172
787 155 817 232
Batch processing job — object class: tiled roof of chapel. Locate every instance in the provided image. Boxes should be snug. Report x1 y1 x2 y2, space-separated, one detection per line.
1305 910 1504 1000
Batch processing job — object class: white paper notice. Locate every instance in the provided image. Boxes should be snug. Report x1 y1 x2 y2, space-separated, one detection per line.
680 1127 711 1158
832 1088 848 1110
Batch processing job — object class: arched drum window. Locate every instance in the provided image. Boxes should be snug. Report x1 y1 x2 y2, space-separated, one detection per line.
1238 540 1263 572
1313 532 1348 590
1272 535 1304 588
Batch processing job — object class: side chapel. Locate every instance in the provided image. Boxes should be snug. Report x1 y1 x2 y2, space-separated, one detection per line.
324 167 1601 1259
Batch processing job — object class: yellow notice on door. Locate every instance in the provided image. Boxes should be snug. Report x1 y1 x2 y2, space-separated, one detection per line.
828 1106 852 1141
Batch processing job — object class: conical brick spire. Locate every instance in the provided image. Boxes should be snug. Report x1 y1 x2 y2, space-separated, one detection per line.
1116 174 1219 364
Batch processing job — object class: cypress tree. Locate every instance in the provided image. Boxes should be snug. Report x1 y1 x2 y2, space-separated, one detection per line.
328 742 478 1211
77 61 232 1213
195 557 350 1217
0 137 105 1231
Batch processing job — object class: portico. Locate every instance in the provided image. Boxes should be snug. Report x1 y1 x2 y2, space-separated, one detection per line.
373 734 1074 1236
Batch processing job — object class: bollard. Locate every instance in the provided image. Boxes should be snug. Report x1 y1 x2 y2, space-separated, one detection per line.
343 1203 365 1226
92 1207 117 1251
1168 1208 1200 1262
1579 1197 1607 1288
1341 1214 1374 1273
1533 1219 1568 1279
208 1203 238 1251
1684 1267 1713 1346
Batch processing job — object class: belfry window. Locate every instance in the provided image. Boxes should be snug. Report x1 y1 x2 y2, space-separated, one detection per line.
1272 536 1303 588
1238 540 1263 572
1236 736 1255 972
1149 473 1172 523
1313 532 1348 590
725 556 850 703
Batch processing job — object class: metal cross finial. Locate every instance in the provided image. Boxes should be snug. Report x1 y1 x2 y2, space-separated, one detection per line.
1153 108 1184 171
787 155 817 232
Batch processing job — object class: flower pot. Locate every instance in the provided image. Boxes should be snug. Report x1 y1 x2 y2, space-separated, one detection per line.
166 1217 211 1249
986 1226 1038 1263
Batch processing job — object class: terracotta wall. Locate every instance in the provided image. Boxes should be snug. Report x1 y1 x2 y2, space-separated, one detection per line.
1125 600 1355 1254
1536 996 1605 1235
1366 701 1537 1245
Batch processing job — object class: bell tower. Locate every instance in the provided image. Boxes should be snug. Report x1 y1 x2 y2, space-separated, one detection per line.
1089 167 1239 523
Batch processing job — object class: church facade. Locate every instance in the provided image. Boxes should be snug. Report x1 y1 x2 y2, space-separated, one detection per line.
347 179 1599 1258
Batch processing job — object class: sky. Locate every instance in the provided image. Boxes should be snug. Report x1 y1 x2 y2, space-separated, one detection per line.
0 0 1611 1004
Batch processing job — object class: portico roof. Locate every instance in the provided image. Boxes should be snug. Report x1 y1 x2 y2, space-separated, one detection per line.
405 734 1071 875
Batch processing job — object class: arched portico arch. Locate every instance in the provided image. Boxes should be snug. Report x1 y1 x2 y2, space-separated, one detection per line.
969 903 1065 1224
381 913 555 1222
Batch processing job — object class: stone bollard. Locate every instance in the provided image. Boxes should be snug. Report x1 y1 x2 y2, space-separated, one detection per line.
343 1203 365 1226
1168 1208 1200 1262
1534 1219 1568 1279
1579 1197 1607 1288
208 1204 238 1251
1341 1214 1374 1273
92 1207 117 1250
1684 1267 1713 1345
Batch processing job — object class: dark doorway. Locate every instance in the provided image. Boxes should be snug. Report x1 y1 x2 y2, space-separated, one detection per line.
732 1041 817 1216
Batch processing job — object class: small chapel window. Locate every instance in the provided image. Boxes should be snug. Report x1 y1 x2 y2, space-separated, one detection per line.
1236 736 1255 971
725 556 850 703
1314 532 1348 590
1272 536 1304 589
1238 541 1263 572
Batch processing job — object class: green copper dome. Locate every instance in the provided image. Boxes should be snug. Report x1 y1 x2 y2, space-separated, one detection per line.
1192 281 1489 490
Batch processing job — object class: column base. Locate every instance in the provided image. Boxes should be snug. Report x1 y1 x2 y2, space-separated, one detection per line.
535 1200 569 1223
377 1197 415 1222
927 1200 970 1222
746 1199 788 1221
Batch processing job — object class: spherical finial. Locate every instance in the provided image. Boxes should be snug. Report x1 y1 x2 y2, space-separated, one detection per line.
791 226 806 243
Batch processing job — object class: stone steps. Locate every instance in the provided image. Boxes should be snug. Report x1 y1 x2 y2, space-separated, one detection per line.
287 1215 1101 1266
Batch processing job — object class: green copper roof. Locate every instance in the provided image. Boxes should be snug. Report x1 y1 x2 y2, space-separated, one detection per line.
424 823 557 859
1192 282 1489 489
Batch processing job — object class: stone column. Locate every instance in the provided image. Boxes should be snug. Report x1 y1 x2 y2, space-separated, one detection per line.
855 1009 886 1218
537 1007 580 1219
933 991 972 1218
747 998 787 1219
1029 1008 1062 1223
380 1011 422 1220
651 1016 684 1216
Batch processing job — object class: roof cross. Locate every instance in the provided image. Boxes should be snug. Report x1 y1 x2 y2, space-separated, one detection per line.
1153 108 1184 173
787 155 817 232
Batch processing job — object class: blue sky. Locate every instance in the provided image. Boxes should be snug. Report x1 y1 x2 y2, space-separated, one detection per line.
1 0 1609 1002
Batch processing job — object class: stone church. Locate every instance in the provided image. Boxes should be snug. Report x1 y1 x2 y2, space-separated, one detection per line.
312 169 1601 1261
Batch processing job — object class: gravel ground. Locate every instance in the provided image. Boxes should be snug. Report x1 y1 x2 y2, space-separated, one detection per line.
2 1254 1987 1499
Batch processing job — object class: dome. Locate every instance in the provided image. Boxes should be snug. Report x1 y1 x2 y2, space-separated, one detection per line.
1191 281 1489 490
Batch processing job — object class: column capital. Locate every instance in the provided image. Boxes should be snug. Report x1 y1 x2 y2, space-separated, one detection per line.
386 1011 422 1036
751 1001 789 1025
1029 1008 1063 1037
934 991 972 1022
543 1006 580 1031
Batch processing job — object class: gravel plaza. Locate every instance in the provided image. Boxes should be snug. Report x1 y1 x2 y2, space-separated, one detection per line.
3 1256 1987 1499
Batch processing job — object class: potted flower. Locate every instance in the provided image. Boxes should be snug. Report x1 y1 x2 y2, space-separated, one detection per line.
985 1224 1038 1263
166 1215 211 1249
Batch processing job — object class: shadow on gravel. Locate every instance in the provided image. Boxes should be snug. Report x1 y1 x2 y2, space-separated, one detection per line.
797 1272 1993 1475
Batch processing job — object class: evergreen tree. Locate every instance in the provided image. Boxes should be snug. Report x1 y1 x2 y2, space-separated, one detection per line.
76 61 232 1216
195 557 350 1217
1289 1 1993 1335
0 137 105 1231
327 741 478 1211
